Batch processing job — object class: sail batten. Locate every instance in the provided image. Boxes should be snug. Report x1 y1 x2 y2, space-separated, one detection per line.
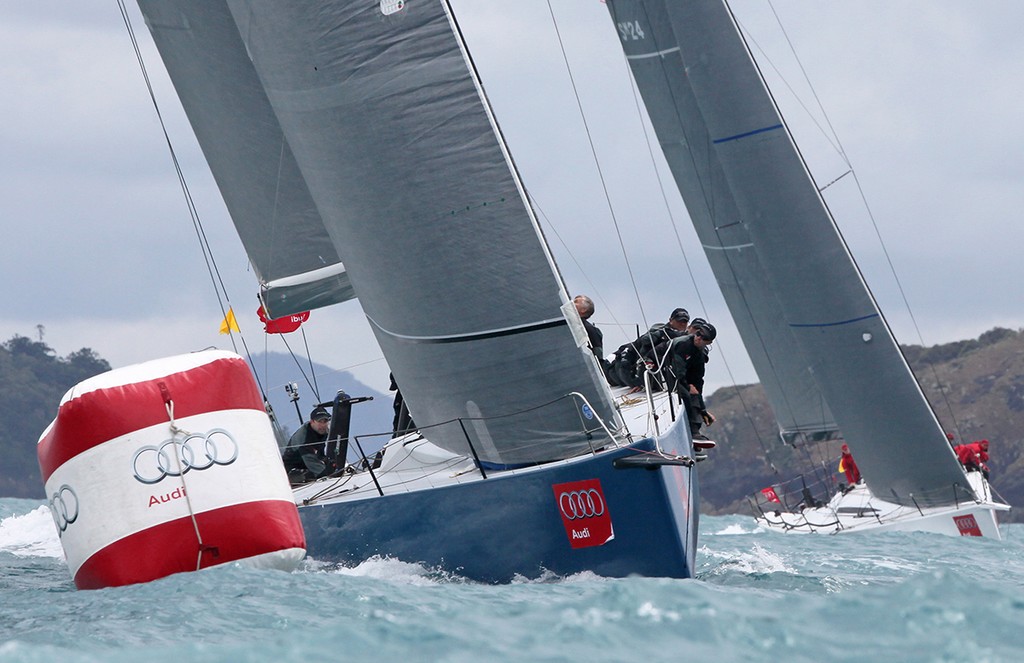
608 0 971 506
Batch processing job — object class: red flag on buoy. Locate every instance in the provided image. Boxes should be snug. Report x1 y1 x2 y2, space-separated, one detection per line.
257 306 310 334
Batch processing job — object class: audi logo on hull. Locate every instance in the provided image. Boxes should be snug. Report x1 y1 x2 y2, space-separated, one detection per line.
558 489 606 520
553 478 614 549
132 429 239 485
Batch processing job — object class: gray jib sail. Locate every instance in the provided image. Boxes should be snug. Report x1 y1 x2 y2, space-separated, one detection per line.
607 1 838 445
199 0 619 464
137 0 355 319
607 0 972 507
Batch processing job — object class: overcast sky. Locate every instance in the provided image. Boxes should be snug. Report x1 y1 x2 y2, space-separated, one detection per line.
2 1 1022 399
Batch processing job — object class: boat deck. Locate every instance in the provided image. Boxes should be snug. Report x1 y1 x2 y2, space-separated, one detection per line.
293 386 683 507
756 472 1010 538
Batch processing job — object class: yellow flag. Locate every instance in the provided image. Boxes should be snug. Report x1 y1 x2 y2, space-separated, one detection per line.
219 308 240 334
838 458 845 474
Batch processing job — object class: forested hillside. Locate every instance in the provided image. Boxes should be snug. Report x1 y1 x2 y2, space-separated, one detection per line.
0 336 110 497
701 328 1023 521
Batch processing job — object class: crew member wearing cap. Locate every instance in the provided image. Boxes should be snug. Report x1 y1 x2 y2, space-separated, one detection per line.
609 308 690 388
643 308 691 370
684 318 717 437
282 406 332 483
666 308 690 333
666 320 717 449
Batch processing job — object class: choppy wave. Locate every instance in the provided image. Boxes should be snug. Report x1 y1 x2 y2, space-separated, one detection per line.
2 498 1023 662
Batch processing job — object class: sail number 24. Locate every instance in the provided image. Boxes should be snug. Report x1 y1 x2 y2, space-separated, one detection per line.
616 20 646 42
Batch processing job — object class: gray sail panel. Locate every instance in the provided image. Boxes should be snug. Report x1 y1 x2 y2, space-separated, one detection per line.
136 0 354 319
223 0 619 464
607 1 838 443
661 1 970 506
607 0 970 506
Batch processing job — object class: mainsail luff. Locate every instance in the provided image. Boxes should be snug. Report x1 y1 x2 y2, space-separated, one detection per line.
607 0 972 506
213 0 618 463
137 0 355 319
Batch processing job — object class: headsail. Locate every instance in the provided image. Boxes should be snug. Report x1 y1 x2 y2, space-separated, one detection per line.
607 0 971 507
140 0 619 464
607 1 839 445
138 0 354 319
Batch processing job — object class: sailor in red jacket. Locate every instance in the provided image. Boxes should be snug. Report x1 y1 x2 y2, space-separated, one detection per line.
971 439 991 464
839 443 861 485
956 439 990 479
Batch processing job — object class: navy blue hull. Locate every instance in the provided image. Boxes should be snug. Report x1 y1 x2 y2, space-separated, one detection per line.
299 430 698 582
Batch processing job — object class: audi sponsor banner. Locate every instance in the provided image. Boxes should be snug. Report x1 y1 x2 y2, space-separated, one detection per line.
553 478 614 549
954 514 983 537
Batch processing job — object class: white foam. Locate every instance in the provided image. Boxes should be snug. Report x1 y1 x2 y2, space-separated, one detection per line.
700 542 796 575
636 600 682 622
0 506 65 559
311 555 452 586
708 522 762 536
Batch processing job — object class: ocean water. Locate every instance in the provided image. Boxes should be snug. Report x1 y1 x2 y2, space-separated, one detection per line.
1 498 1020 663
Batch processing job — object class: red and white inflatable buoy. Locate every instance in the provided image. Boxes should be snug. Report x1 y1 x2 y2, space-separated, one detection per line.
37 350 305 589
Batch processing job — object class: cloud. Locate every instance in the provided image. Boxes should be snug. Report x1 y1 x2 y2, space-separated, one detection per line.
1 0 1021 402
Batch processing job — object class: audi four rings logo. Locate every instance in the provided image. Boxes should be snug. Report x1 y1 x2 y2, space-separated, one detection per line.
558 488 606 520
49 484 79 534
132 429 239 485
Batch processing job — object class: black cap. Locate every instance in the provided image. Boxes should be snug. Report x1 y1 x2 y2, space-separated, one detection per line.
670 308 690 323
689 317 707 328
694 321 717 341
310 406 330 421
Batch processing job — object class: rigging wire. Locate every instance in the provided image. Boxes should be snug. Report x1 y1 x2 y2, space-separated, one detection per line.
280 334 322 403
300 327 321 398
526 193 640 346
116 1 273 401
544 0 650 330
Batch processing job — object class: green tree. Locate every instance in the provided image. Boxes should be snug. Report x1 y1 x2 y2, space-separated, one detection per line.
0 335 111 498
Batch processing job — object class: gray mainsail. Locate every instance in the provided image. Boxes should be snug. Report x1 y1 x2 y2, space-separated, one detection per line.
138 0 354 319
607 0 971 506
141 0 620 464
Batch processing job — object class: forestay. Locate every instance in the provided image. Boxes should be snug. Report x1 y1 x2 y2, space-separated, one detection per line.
141 0 620 465
606 0 972 507
139 0 354 318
